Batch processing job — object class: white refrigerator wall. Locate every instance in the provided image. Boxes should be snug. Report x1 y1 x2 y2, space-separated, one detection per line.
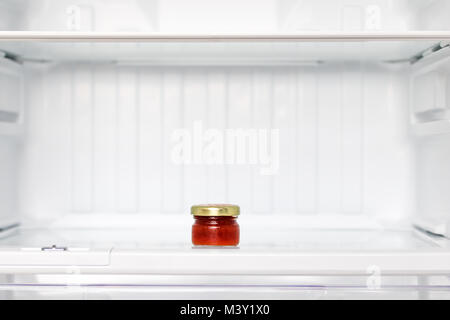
13 63 414 221
416 134 450 221
0 2 450 298
411 56 450 223
0 0 448 32
0 137 18 223
0 0 448 226
0 59 21 225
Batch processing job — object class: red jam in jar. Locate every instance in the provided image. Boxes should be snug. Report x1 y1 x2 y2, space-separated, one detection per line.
191 204 240 246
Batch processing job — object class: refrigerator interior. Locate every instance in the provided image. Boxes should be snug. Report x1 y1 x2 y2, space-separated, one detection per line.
0 0 450 299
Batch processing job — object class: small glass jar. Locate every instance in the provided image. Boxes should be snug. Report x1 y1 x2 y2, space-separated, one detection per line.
191 204 240 247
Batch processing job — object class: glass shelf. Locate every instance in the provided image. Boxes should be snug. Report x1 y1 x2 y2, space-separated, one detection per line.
0 215 449 276
0 32 448 64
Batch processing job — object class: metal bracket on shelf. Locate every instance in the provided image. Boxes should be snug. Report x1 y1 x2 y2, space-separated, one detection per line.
0 223 20 240
0 49 23 65
0 223 20 233
410 41 450 64
41 245 68 252
0 49 50 65
412 217 450 239
383 41 450 65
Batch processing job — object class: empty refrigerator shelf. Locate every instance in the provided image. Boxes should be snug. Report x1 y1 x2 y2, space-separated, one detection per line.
0 215 450 276
0 32 449 64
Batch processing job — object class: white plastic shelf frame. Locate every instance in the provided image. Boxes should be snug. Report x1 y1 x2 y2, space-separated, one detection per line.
0 215 449 276
0 32 448 64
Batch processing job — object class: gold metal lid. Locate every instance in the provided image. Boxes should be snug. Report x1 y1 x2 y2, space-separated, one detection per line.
191 204 240 217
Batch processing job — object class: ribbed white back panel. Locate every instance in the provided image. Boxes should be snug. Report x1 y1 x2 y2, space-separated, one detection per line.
19 64 413 219
0 137 18 223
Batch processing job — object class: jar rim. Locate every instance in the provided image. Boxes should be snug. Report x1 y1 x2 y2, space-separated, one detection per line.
191 204 240 217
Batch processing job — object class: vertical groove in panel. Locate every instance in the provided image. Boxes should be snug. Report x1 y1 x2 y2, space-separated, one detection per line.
183 68 208 208
139 68 162 213
180 71 185 214
363 66 392 216
206 69 227 204
44 66 72 216
41 69 50 213
252 69 273 214
341 63 363 214
363 68 377 215
273 68 297 213
317 67 342 214
180 71 185 213
294 68 299 214
162 71 183 213
71 65 93 213
314 67 319 214
360 63 366 214
68 68 74 213
23 68 51 218
117 67 138 212
93 65 117 213
294 68 300 214
227 68 252 213
297 68 317 214
269 69 275 214
136 70 141 212
59 66 73 215
363 67 390 213
224 70 229 204
339 68 343 214
249 68 254 214
160 71 165 212
91 68 96 213
20 70 39 216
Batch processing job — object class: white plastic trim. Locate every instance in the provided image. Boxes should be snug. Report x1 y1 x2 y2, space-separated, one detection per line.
1 247 450 275
0 31 449 42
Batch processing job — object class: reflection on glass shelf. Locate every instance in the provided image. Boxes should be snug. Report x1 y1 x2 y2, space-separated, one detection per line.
0 36 445 64
0 225 443 251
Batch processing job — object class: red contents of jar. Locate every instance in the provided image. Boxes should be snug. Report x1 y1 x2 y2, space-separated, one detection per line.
192 216 240 246
191 204 240 246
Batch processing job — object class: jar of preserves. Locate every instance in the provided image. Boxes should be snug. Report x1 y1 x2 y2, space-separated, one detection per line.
191 204 240 247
